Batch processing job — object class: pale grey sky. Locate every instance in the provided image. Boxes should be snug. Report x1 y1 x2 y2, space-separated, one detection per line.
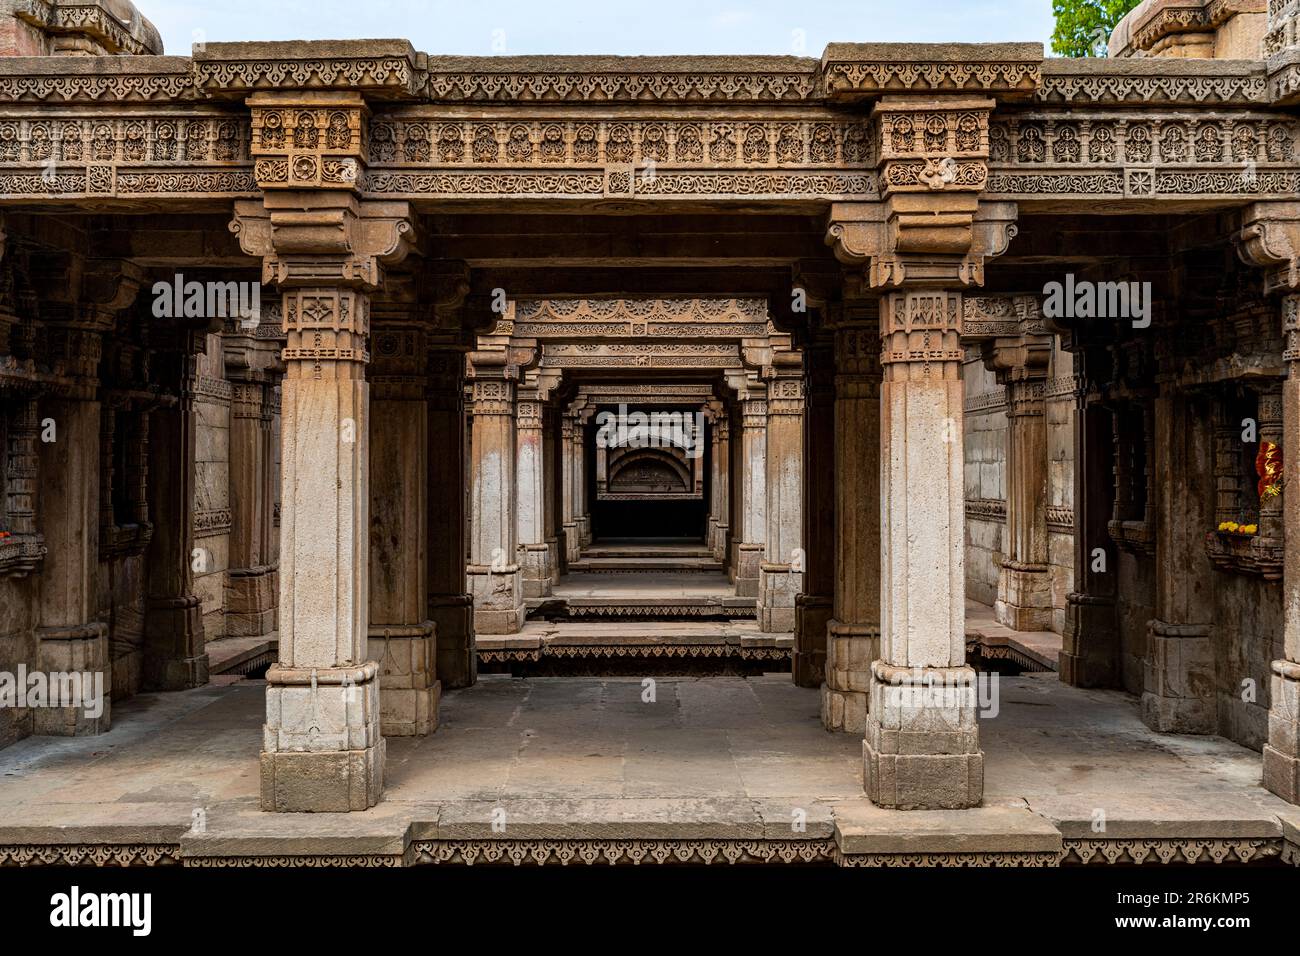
143 0 1056 57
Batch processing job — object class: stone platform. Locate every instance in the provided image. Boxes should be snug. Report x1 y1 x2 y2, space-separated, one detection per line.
0 673 1296 867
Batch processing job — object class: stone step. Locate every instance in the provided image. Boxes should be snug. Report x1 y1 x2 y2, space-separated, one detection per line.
527 594 756 620
568 556 724 573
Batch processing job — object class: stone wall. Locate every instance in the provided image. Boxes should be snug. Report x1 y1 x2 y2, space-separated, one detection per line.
1109 0 1267 59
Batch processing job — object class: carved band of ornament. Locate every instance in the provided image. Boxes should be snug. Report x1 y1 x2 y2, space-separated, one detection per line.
985 113 1300 200
193 375 233 404
518 297 767 322
1035 69 1267 106
1045 375 1080 398
1060 838 1281 866
194 57 419 95
884 159 987 192
194 509 233 538
426 70 818 102
821 60 1040 96
363 169 874 200
580 384 715 396
965 498 1007 521
0 69 197 102
369 117 874 169
965 390 1008 413
1046 506 1075 531
0 115 250 165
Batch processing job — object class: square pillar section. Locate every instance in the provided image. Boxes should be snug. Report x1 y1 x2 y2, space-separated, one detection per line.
735 393 767 598
234 91 417 811
516 393 553 598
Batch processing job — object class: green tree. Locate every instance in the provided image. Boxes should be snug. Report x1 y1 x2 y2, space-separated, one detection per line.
1051 0 1142 57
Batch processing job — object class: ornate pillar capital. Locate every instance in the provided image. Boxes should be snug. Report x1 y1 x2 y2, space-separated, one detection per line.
1238 201 1300 294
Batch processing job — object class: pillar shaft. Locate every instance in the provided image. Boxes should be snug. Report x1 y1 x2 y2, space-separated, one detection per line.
824 321 881 732
225 367 279 638
995 361 1053 631
1265 294 1300 803
467 365 525 634
427 347 475 688
734 396 766 597
759 372 804 633
263 284 384 810
864 289 982 810
516 397 553 597
1141 384 1216 734
1061 385 1120 687
711 415 730 561
143 345 208 691
796 339 834 688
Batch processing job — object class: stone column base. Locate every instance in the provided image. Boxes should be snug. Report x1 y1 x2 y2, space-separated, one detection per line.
1264 662 1300 804
793 594 831 688
521 543 554 598
712 523 729 562
758 565 802 632
1060 593 1118 687
734 543 763 597
862 661 983 810
822 620 878 733
261 662 385 812
578 516 592 546
468 566 526 635
143 594 209 691
32 623 111 736
1141 620 1214 734
995 563 1053 632
371 622 439 737
431 594 476 689
224 565 279 637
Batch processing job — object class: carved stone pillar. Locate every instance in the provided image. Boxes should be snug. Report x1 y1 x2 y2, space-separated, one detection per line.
544 403 562 586
144 333 208 691
711 409 731 562
516 393 553 597
223 317 282 639
864 288 982 808
234 90 417 811
759 360 804 633
35 386 109 735
795 336 833 687
575 405 593 547
984 335 1053 631
735 392 767 597
1265 294 1300 802
32 259 143 734
1140 381 1217 734
824 317 881 732
466 354 525 634
561 411 579 564
427 345 475 689
369 299 438 738
1061 377 1120 687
